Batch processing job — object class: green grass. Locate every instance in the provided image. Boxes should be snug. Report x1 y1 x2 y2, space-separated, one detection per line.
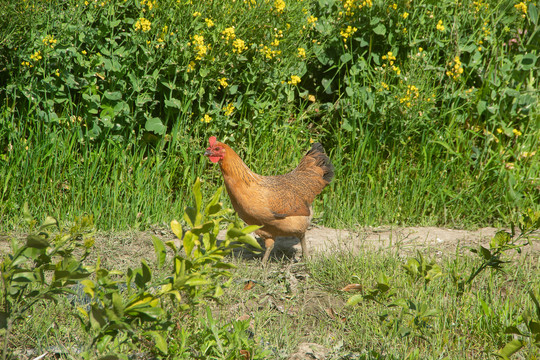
5 233 539 359
0 0 539 230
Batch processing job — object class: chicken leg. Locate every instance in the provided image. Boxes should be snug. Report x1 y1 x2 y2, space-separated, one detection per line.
299 233 309 260
261 234 310 265
262 237 275 264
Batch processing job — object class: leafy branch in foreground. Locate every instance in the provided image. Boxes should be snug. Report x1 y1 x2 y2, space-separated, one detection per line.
497 289 540 359
0 209 94 360
452 209 540 296
75 178 263 358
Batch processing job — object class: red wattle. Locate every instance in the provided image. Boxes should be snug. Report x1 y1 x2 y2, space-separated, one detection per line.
209 156 221 163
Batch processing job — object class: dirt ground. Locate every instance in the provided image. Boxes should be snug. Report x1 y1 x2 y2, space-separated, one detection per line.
2 225 538 268
1 225 538 360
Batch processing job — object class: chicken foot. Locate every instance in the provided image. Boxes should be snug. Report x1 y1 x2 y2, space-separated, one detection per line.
261 234 310 265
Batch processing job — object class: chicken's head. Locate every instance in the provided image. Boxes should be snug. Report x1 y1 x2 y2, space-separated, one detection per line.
204 136 226 163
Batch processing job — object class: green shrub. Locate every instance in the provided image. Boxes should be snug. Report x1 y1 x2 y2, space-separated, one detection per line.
0 0 538 229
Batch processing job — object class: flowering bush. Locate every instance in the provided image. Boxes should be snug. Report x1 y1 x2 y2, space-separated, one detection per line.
0 0 538 226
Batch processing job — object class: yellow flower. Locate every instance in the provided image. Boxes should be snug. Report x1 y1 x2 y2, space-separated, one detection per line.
274 0 285 13
514 2 527 15
30 51 42 61
218 77 228 88
223 103 234 116
418 47 423 52
42 35 58 49
288 75 301 85
222 27 236 42
446 56 463 80
496 128 503 134
340 26 358 42
297 47 306 58
192 34 208 60
205 18 214 28
232 39 247 53
259 45 281 59
200 114 212 123
187 61 196 72
55 69 60 76
81 50 87 55
307 15 318 24
436 20 445 31
192 11 201 17
512 128 522 136
134 17 151 32
271 38 280 47
402 12 409 19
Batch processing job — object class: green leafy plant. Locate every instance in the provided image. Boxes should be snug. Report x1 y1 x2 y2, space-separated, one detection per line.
346 272 440 341
498 289 540 359
402 251 443 289
452 209 540 296
181 305 270 360
74 178 263 358
0 206 94 360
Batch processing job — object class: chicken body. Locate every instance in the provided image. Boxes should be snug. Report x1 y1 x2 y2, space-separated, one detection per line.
204 137 334 263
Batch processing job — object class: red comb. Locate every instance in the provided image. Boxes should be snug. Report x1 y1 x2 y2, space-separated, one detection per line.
209 136 217 146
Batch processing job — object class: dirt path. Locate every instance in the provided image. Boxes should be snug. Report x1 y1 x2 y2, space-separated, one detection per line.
1 226 537 269
231 225 539 261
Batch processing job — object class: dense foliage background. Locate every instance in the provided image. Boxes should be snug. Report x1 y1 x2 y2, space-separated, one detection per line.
0 0 538 230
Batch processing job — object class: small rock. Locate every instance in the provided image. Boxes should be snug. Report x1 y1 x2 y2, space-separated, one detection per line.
288 342 329 360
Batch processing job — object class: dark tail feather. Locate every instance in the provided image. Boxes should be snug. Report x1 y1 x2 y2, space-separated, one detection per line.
307 143 335 184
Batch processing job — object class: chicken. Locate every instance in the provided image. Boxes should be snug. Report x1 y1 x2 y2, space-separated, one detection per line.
204 136 334 264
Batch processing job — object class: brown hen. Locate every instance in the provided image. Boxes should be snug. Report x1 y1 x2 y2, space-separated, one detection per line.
204 136 334 264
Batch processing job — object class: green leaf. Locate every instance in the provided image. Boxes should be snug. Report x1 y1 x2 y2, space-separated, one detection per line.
183 231 195 257
529 321 540 334
498 339 526 359
490 231 511 249
171 220 183 239
346 294 363 306
341 119 353 132
103 91 122 101
477 100 487 115
193 178 202 213
145 117 167 135
237 234 263 250
373 23 386 35
164 98 182 109
183 207 197 227
90 305 107 331
22 202 32 226
185 277 211 286
152 236 167 269
112 292 124 317
214 285 224 298
242 225 261 234
26 234 49 249
519 53 536 70
340 53 353 63
146 331 168 354
39 216 58 232
479 246 491 260
205 187 223 215
529 3 538 25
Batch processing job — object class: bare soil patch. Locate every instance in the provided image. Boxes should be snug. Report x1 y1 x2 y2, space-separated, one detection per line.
3 225 537 269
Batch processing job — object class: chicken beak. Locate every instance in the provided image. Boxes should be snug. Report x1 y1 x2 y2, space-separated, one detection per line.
204 148 212 157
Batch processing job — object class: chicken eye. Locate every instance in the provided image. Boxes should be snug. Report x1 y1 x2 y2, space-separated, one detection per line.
215 147 221 151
